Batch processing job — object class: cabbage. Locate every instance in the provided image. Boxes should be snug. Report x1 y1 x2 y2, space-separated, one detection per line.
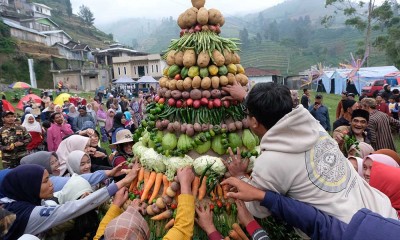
141 131 150 146
162 133 177 151
242 129 257 150
133 142 148 158
194 140 211 154
193 156 226 176
163 155 193 180
140 148 166 173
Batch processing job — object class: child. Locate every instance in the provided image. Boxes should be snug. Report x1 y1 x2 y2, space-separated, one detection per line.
389 96 398 120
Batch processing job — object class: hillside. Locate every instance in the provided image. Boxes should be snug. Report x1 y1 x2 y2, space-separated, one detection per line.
98 0 390 75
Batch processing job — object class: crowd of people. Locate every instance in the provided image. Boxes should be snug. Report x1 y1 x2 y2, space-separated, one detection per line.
0 81 399 239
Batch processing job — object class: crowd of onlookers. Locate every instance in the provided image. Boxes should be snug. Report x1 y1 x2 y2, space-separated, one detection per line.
0 81 400 240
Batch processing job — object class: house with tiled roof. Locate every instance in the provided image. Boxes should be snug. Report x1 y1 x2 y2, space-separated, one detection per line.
245 67 282 85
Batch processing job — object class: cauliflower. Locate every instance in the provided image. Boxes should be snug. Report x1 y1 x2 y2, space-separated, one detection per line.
140 148 166 173
163 155 194 181
133 142 148 158
193 156 226 177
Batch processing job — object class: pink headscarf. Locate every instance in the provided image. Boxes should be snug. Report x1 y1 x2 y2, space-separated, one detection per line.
363 154 400 168
105 109 116 132
348 156 364 177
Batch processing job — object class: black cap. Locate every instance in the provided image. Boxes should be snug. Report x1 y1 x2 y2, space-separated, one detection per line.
316 94 323 99
348 93 355 98
352 109 370 122
78 106 86 111
2 111 15 118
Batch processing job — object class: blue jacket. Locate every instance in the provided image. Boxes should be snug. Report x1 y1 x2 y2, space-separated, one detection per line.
261 191 400 240
309 104 331 131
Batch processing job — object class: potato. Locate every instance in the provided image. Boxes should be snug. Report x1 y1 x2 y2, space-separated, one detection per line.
200 77 211 90
183 8 198 28
183 77 192 90
166 50 176 65
223 49 232 65
227 73 235 85
190 89 202 100
208 8 224 26
159 77 168 88
191 0 205 9
212 50 225 67
176 80 184 91
232 52 241 64
168 80 177 90
219 76 229 86
174 51 184 66
197 7 208 25
165 90 171 98
177 14 185 29
211 89 221 98
182 91 190 99
202 90 211 98
171 90 182 99
211 76 220 89
192 76 201 89
197 51 210 68
183 49 196 68
236 73 248 86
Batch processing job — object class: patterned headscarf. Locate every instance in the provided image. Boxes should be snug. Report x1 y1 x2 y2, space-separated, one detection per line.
104 204 149 240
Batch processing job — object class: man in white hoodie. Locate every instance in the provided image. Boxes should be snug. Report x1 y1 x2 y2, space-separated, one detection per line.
222 82 398 224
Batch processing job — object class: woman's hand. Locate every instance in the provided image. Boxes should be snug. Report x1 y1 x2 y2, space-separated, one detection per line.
195 204 217 235
222 147 249 178
112 187 128 208
106 162 125 177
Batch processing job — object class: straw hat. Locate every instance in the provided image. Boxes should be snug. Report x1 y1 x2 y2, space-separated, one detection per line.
110 129 134 146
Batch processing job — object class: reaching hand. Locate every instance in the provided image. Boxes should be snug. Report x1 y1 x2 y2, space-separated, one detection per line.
113 187 128 208
220 177 265 202
122 160 141 186
221 79 247 102
176 166 195 194
195 204 217 235
236 199 255 226
222 147 249 178
107 162 126 177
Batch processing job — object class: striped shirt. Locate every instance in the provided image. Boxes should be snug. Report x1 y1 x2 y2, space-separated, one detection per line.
368 110 400 151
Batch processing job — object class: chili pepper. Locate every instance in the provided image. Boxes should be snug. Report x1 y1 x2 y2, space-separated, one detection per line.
231 203 237 215
129 193 135 200
209 203 215 210
216 200 223 208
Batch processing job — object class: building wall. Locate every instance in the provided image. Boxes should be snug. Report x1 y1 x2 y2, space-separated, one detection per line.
10 28 46 44
53 72 81 90
56 46 82 60
44 33 70 46
31 4 51 16
113 55 165 80
53 69 110 91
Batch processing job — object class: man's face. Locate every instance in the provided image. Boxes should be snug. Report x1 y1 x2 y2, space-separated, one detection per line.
341 93 347 99
79 109 86 116
315 98 322 105
2 114 15 125
351 117 368 135
376 96 383 104
54 113 63 124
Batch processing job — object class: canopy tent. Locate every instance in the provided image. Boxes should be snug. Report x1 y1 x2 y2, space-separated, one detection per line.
352 66 399 94
17 94 42 110
317 70 335 94
114 75 135 84
137 76 159 84
330 69 352 95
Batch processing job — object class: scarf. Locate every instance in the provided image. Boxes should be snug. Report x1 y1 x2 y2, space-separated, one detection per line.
124 111 132 121
373 149 400 165
112 112 125 131
20 151 57 174
104 205 150 240
67 105 79 118
370 161 400 216
54 174 92 204
348 142 375 159
364 154 400 168
22 114 42 133
0 165 45 240
348 156 364 177
106 109 116 132
66 150 89 175
97 108 107 120
56 135 90 176
24 107 32 114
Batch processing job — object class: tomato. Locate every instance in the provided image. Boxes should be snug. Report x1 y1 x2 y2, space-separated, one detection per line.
174 74 181 80
216 200 223 208
158 98 165 104
209 203 215 210
171 203 177 209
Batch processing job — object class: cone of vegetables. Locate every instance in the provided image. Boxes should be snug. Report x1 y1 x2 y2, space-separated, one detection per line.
117 1 300 239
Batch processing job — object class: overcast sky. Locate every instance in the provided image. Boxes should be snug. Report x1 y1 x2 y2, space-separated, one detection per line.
70 0 285 24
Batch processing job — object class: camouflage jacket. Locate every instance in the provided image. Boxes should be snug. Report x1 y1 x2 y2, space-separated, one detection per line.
0 125 32 160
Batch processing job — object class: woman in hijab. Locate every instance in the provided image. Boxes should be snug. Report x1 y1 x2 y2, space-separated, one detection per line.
124 110 136 133
82 129 112 171
86 103 97 125
21 107 32 123
111 112 127 144
56 135 91 176
54 105 62 113
348 142 374 159
362 154 400 216
0 163 140 239
373 149 400 165
67 105 79 118
348 156 364 176
22 114 44 153
105 109 116 143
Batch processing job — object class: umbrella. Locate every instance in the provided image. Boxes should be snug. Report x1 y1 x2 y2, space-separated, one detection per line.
2 100 15 112
17 94 42 110
53 93 71 106
9 82 31 89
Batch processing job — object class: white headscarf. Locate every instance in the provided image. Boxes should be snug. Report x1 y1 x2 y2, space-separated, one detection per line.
56 135 90 176
54 174 93 204
22 114 42 133
66 150 89 175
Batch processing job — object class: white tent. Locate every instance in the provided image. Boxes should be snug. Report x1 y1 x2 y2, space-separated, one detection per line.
137 76 158 84
114 75 135 84
318 70 335 93
331 69 352 95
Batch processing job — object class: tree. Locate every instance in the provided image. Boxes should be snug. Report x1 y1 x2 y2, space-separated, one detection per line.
239 28 249 47
65 0 72 17
269 20 279 42
78 5 95 26
323 0 393 66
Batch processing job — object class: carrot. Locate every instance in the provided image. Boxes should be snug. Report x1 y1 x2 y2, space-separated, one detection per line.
143 169 151 185
217 184 223 199
148 172 163 204
151 209 172 220
222 184 230 199
129 176 138 192
162 175 169 197
198 176 207 200
137 167 145 188
191 176 200 198
141 171 156 202
164 218 175 230
228 230 242 240
210 188 217 201
232 223 249 240
224 237 231 240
